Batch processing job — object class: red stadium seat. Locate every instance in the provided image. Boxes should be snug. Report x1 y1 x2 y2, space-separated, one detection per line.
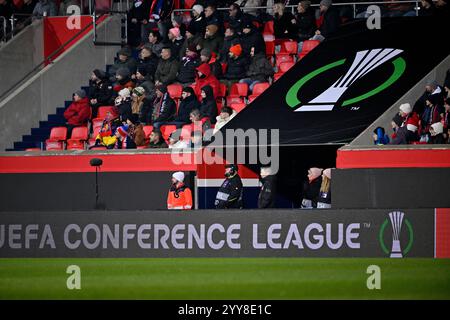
216 100 223 115
48 126 68 141
66 140 85 150
248 82 270 102
66 126 89 150
229 82 248 98
279 61 295 73
180 124 193 141
97 106 117 119
219 82 227 98
263 21 274 40
275 54 294 70
25 148 41 152
167 83 183 100
143 125 154 139
231 103 246 113
279 41 298 56
298 40 320 60
91 118 104 132
265 41 275 63
226 96 244 107
273 73 283 82
160 125 177 142
221 62 227 75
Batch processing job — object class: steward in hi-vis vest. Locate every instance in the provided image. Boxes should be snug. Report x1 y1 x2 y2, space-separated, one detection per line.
167 171 193 210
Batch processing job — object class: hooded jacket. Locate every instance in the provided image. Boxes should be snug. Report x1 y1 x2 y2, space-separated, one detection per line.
64 97 91 126
224 54 249 80
199 85 218 124
240 28 266 57
194 63 221 99
246 52 274 82
175 93 201 123
177 55 201 84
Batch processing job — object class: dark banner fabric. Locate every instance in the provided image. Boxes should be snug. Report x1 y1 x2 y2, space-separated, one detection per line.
0 209 434 258
218 17 449 145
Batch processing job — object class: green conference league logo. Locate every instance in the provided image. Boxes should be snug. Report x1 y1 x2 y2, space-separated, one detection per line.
286 48 406 112
379 211 414 258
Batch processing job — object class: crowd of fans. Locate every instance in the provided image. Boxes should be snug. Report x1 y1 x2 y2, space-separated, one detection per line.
373 72 450 146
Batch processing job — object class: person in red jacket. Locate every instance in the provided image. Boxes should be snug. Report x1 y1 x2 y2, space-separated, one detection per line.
193 63 221 101
63 90 91 137
167 171 193 210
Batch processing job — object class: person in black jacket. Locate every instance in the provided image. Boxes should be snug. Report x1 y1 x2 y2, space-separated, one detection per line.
225 3 253 35
165 87 201 128
200 48 223 79
127 0 151 46
272 2 297 40
114 88 133 123
89 69 114 118
293 1 316 41
258 166 277 209
215 164 243 209
152 85 177 129
200 85 218 124
301 167 323 208
240 22 265 58
188 4 207 36
205 3 224 35
313 0 340 40
223 44 249 90
219 27 241 62
177 45 201 85
136 46 158 82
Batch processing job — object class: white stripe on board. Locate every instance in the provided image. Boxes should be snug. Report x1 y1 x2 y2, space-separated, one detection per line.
197 178 261 187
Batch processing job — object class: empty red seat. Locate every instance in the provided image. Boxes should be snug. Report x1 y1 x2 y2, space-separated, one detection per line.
279 41 298 56
274 61 296 80
226 96 244 106
218 82 227 99
298 40 320 60
160 125 177 141
167 83 183 100
221 62 227 75
231 103 246 113
45 126 68 151
66 140 86 150
248 82 270 102
97 106 117 119
143 125 154 139
229 82 248 98
66 126 89 150
263 20 274 35
275 54 294 70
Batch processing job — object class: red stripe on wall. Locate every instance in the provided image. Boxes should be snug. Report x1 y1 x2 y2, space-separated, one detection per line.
435 208 450 258
336 149 450 169
0 153 196 173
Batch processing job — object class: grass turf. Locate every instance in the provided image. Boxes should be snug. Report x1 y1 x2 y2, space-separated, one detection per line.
0 258 449 299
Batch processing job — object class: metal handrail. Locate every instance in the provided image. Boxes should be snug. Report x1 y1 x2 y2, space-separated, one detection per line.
0 14 106 102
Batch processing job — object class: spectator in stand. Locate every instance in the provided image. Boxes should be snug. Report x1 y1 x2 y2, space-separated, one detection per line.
136 45 158 82
200 48 223 79
383 0 415 17
237 0 263 17
32 0 57 19
154 47 179 86
223 44 249 91
199 85 218 124
398 103 419 127
200 24 223 56
240 21 265 58
414 80 445 115
419 0 436 16
317 168 332 209
214 164 243 209
109 48 137 77
372 126 390 145
272 2 296 40
188 4 206 36
225 3 253 35
292 1 316 42
88 69 114 118
167 27 184 58
239 46 274 92
204 3 224 35
168 129 189 149
165 87 201 128
443 98 450 142
219 27 241 62
429 122 446 144
152 85 176 129
114 88 133 122
131 86 147 118
149 130 168 148
134 66 154 93
190 108 212 132
126 114 146 147
179 25 203 60
58 0 80 16
390 113 404 140
177 44 201 85
63 90 91 137
171 14 186 40
194 63 221 99
257 166 277 209
213 106 237 134
167 171 193 210
420 94 444 142
15 0 37 26
113 67 135 93
312 0 340 41
127 0 150 46
146 30 164 58
301 167 323 209
114 125 136 149
137 85 156 124
390 116 420 144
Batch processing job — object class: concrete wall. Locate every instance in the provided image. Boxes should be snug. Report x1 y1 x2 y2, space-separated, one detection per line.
0 15 121 151
349 54 450 146
0 20 44 98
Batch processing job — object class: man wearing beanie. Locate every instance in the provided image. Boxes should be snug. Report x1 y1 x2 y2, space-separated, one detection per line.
152 84 176 129
154 47 179 86
167 171 193 210
258 166 277 209
240 22 265 58
167 27 184 58
63 89 91 138
390 115 419 145
188 3 206 36
109 47 137 77
414 79 445 115
113 67 135 93
312 0 340 40
88 69 114 118
219 27 241 63
200 48 223 79
179 24 203 60
137 45 158 81
223 44 250 91
177 44 201 84
429 122 446 144
200 24 223 56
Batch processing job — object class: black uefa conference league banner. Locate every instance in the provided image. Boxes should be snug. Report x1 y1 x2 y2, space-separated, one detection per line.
220 16 449 145
0 209 434 258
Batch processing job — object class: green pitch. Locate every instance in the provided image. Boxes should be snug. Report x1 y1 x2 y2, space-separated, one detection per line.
1 258 449 299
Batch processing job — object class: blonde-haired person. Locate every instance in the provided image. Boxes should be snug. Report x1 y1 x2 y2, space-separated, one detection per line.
317 168 332 209
131 87 146 116
272 2 296 40
301 167 323 209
